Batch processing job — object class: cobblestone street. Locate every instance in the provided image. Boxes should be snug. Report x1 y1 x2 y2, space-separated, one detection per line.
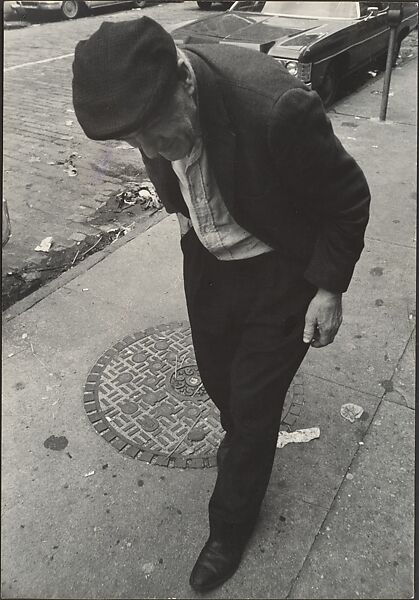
3 2 209 308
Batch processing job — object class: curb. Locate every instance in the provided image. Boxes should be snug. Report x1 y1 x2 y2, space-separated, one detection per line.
2 183 164 311
3 211 168 322
4 21 30 29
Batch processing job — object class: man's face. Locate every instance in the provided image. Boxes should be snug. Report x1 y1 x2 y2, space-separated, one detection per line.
122 79 199 161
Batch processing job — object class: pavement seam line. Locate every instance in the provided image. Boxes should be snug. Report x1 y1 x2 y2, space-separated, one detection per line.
3 213 168 321
4 53 74 71
301 371 383 399
364 235 415 250
299 498 328 511
381 327 415 409
333 110 417 128
3 250 109 322
304 323 415 405
284 391 386 599
285 330 414 598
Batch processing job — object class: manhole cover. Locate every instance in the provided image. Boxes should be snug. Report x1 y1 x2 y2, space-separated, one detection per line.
83 322 305 469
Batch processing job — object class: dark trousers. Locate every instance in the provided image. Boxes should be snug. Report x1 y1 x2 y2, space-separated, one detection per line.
181 228 316 540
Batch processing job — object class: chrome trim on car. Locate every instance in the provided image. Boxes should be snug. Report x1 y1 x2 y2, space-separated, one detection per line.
14 1 62 7
298 61 312 82
310 17 415 66
273 58 312 83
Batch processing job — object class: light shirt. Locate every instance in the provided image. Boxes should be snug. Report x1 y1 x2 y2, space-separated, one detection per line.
171 126 273 261
171 51 273 260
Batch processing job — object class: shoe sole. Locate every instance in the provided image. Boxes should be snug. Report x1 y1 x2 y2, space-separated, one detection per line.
189 561 241 593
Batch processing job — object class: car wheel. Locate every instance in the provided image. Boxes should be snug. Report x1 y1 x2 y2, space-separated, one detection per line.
61 0 83 19
197 1 212 9
317 62 338 108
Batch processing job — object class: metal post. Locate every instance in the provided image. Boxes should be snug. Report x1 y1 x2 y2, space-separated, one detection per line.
379 26 397 121
379 2 403 121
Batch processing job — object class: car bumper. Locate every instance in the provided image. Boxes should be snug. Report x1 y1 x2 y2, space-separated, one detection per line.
11 1 63 12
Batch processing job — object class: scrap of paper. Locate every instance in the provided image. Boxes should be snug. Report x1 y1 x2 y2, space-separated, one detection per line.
340 403 364 423
277 427 320 449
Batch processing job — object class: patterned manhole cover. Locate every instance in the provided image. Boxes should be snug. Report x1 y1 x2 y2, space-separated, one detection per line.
83 322 305 469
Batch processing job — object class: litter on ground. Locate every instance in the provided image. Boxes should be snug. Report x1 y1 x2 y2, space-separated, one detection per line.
64 164 77 177
116 180 162 211
34 236 53 252
141 562 155 577
276 427 320 449
340 403 364 423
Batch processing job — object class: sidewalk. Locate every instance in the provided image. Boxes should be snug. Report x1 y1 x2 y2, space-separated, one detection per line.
1 59 415 599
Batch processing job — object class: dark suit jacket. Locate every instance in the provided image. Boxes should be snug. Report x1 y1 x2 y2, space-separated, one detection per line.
141 44 370 293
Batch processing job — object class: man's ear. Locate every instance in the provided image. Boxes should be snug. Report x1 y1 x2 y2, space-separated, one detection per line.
177 58 195 96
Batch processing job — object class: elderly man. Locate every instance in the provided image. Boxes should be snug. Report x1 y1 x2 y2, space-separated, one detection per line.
72 15 370 592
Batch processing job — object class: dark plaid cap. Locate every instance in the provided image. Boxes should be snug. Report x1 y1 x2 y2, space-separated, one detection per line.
72 16 178 140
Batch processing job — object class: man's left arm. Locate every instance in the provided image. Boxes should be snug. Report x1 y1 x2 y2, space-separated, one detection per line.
269 88 371 347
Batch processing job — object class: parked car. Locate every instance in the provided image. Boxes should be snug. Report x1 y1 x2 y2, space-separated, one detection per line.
11 0 148 20
172 1 418 105
196 1 234 9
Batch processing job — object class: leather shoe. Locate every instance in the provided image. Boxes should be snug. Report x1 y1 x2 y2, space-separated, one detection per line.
189 535 244 592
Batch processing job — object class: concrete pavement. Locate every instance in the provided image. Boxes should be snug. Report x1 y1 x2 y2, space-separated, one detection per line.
1 56 416 600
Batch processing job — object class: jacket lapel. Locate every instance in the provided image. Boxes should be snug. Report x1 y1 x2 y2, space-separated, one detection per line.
185 48 237 214
142 49 236 217
141 150 189 217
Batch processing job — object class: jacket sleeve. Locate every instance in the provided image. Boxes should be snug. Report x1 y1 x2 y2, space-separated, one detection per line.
269 87 370 293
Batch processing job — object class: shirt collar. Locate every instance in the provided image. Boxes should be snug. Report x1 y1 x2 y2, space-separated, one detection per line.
172 50 203 169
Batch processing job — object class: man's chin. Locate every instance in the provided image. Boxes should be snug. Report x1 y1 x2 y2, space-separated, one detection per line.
160 140 193 162
161 150 185 161
161 149 187 161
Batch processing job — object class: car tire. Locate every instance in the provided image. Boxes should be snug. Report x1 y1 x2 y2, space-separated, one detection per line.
317 61 338 108
61 0 84 19
197 1 212 9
